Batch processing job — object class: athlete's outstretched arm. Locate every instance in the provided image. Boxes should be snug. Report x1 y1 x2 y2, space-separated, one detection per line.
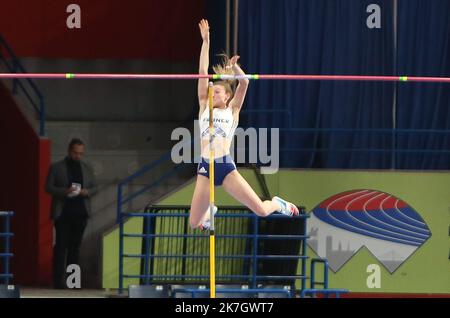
229 56 249 112
198 19 210 113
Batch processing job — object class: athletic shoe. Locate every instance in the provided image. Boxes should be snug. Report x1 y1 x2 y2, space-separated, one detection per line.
199 205 218 231
272 196 299 216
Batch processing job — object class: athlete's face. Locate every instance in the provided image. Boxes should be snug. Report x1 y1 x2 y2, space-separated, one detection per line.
213 85 230 108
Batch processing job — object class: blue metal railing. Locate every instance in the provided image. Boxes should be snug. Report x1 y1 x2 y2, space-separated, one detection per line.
0 36 45 136
118 206 309 297
280 128 450 134
298 258 349 298
310 258 329 289
241 109 293 128
278 128 450 154
171 286 293 298
116 139 195 223
234 125 450 169
280 127 450 170
171 287 292 298
0 211 14 285
300 288 349 298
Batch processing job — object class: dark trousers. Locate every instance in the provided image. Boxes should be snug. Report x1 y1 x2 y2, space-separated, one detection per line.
53 213 88 288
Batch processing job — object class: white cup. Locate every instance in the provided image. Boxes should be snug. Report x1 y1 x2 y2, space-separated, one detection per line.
68 183 81 197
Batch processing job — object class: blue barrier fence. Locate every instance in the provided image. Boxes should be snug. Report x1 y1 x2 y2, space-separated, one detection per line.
117 205 349 297
0 211 14 285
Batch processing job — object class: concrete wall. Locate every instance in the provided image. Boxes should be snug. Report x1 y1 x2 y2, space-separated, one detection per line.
21 58 198 121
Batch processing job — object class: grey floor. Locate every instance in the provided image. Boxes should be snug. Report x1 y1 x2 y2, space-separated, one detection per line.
19 288 123 298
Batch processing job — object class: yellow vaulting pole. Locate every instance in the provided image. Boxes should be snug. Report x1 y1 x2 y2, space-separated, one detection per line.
208 82 216 298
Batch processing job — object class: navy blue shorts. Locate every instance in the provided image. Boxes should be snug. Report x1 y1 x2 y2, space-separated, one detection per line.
197 155 237 186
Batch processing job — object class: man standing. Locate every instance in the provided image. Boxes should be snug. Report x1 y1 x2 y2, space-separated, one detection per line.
45 138 98 289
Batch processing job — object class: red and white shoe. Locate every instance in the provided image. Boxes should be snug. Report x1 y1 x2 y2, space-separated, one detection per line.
272 196 299 217
199 206 218 231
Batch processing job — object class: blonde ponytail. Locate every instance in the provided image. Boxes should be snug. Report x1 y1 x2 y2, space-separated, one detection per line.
213 54 237 85
212 54 236 103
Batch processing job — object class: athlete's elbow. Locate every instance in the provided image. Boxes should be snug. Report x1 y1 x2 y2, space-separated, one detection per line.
240 78 250 86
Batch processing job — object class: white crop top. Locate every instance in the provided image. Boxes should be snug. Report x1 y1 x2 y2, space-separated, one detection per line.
199 106 238 140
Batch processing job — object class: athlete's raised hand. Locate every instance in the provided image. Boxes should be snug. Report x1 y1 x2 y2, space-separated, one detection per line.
198 19 210 43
